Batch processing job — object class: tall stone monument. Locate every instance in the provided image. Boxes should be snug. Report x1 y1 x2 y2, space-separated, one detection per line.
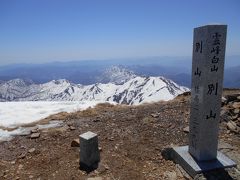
189 24 227 160
172 25 236 177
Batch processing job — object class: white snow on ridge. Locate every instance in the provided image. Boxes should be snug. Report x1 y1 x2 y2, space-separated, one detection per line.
0 76 189 105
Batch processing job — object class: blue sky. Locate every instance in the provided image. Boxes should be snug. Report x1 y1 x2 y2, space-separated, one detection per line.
0 0 239 65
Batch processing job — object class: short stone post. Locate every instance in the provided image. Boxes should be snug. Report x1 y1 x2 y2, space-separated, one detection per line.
172 24 236 177
79 131 100 172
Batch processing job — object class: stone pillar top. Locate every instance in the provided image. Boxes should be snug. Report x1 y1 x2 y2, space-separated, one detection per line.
196 24 227 27
80 131 97 140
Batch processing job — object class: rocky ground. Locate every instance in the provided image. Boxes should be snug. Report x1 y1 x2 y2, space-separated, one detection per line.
0 89 239 180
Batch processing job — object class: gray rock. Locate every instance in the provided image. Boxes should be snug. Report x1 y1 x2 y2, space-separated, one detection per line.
31 129 38 133
218 141 235 152
233 108 240 114
183 126 189 133
29 175 34 179
220 109 228 116
151 113 159 118
28 148 36 153
232 102 240 109
163 171 177 180
18 164 23 169
227 121 237 132
220 109 231 122
69 126 76 130
222 97 227 105
87 177 102 180
30 133 40 139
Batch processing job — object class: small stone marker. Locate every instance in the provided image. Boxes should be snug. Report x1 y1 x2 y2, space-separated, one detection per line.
79 131 100 172
172 24 236 177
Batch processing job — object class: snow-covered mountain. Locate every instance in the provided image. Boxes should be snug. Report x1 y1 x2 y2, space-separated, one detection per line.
0 76 189 105
97 65 137 85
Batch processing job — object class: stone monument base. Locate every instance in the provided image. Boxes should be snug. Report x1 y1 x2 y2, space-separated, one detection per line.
172 146 236 177
79 162 99 173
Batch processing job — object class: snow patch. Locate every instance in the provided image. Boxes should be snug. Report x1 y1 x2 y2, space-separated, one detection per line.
0 101 109 141
0 121 63 142
0 101 104 128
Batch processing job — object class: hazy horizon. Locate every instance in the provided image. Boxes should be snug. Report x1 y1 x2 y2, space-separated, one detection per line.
0 55 240 68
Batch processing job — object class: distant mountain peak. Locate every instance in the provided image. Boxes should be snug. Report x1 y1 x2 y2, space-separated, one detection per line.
97 65 137 85
50 79 71 85
7 78 34 86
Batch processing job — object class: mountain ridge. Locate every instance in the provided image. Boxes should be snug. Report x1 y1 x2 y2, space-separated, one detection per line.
0 76 189 105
